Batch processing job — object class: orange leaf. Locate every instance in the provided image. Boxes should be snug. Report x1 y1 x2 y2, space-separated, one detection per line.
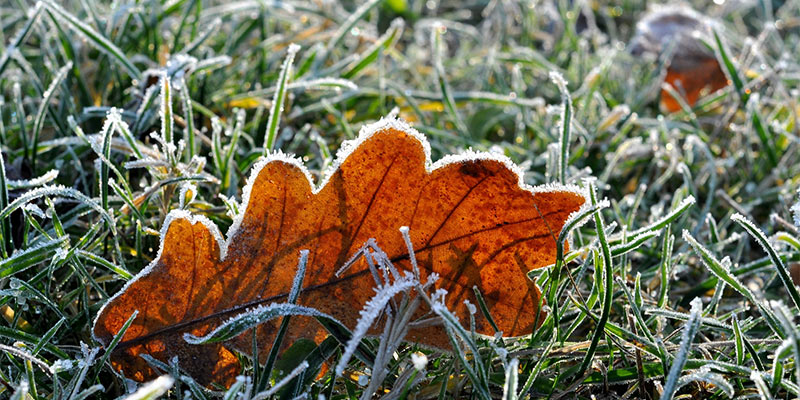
629 6 730 112
93 119 587 386
661 57 728 112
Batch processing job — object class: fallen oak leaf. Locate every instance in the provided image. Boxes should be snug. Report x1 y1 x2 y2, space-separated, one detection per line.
629 6 729 112
93 118 587 386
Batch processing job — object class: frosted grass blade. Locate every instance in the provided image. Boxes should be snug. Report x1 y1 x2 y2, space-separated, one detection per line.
731 213 800 312
42 1 141 78
264 44 300 152
660 298 703 400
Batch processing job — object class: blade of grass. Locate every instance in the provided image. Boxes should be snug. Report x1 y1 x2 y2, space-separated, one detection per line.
682 230 784 338
42 1 141 78
316 0 382 70
575 182 613 379
257 250 309 392
0 3 42 77
431 24 468 136
0 150 11 255
731 213 800 313
660 297 703 400
92 310 138 382
342 18 404 79
550 71 572 185
263 44 300 152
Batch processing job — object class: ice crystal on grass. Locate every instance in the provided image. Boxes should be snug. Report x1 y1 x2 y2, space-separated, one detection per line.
123 376 174 400
792 188 800 227
411 352 428 371
49 359 75 374
11 380 28 399
7 169 58 189
334 273 417 377
178 183 197 209
124 158 170 169
464 298 477 315
22 203 45 219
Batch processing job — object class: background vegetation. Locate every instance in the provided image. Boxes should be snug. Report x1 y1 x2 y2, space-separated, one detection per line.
0 0 799 398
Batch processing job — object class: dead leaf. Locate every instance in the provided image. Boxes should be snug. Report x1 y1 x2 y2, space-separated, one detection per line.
790 262 800 287
93 119 587 386
661 57 728 112
629 6 729 112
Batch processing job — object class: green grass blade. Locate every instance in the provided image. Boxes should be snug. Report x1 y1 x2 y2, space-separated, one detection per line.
550 71 572 185
342 18 404 79
731 213 800 313
576 182 614 379
263 44 300 152
682 230 784 338
0 150 11 255
0 4 42 77
431 25 467 136
0 236 67 278
42 1 141 78
317 0 381 69
660 297 703 400
257 250 309 392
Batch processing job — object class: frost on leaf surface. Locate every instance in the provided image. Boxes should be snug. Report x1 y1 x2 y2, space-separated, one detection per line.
92 118 587 387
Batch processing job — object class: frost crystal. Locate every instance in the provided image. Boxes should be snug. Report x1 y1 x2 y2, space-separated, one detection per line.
23 203 46 219
8 169 59 189
53 247 69 261
464 299 477 315
49 359 76 374
494 346 508 363
125 375 174 400
792 188 800 227
179 183 197 209
411 352 428 371
124 158 169 169
549 71 569 94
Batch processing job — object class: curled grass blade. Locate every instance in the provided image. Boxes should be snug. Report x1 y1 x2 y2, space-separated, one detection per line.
183 303 337 345
0 185 115 231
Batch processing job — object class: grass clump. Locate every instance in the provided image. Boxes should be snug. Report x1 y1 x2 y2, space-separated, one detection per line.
1 0 800 399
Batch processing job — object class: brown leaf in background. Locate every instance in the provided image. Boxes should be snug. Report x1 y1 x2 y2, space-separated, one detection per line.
790 262 800 287
629 6 730 112
93 119 586 386
662 57 728 112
